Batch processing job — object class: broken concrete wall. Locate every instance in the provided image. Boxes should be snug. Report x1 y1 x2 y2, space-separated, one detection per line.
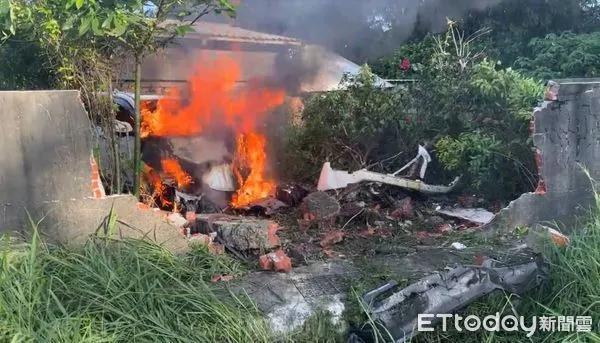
0 91 188 251
485 79 600 234
0 90 95 233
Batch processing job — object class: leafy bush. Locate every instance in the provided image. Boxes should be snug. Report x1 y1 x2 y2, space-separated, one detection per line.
515 31 600 80
280 65 419 181
282 24 543 201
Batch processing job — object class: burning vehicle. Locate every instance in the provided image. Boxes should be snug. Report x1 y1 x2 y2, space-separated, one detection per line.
109 22 393 215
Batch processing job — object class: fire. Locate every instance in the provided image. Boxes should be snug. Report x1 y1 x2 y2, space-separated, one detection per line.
140 54 286 207
231 133 277 207
142 164 171 207
161 159 193 189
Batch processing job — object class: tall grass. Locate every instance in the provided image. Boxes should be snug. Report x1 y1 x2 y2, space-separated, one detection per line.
0 229 272 342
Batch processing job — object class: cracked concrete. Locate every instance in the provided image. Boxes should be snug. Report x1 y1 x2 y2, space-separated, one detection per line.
484 79 600 236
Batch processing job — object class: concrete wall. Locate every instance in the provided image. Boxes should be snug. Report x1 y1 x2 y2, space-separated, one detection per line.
485 79 600 234
0 91 94 232
0 91 187 251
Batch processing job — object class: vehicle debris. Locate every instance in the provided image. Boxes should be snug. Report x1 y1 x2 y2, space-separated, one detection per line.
450 242 467 250
351 255 549 343
317 162 461 194
238 196 289 216
436 207 495 225
390 144 431 179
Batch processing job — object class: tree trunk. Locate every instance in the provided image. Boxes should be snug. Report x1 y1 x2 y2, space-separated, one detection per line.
133 55 142 197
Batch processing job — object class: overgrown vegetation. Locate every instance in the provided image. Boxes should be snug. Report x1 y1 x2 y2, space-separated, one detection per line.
1 0 236 195
1 200 599 342
283 24 543 201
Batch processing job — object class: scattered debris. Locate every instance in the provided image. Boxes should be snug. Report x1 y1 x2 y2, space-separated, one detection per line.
241 196 289 216
450 242 467 250
357 226 376 238
317 162 461 194
436 207 495 225
457 195 476 208
188 214 281 251
299 191 340 228
548 227 569 247
339 201 366 217
322 250 346 258
211 274 234 282
355 255 549 343
320 230 345 248
259 249 293 272
275 183 310 206
286 245 309 266
390 197 414 219
437 223 453 233
414 231 442 245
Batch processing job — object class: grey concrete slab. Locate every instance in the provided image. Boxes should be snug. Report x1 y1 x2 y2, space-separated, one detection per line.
240 261 359 334
0 90 93 233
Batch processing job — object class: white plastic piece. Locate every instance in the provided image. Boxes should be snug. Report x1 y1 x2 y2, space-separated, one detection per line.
203 164 235 191
317 162 460 194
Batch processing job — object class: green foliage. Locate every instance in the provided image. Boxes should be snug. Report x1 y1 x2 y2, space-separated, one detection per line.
461 0 600 65
371 36 436 80
515 31 600 80
435 132 504 192
284 24 543 200
280 65 419 181
0 227 273 342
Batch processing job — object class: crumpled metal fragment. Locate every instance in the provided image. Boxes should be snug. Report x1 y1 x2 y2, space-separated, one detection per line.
350 255 549 343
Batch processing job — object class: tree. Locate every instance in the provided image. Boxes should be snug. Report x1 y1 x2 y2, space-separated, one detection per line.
2 0 237 197
79 0 237 197
460 0 600 65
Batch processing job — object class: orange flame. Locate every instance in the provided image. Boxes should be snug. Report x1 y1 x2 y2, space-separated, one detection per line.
140 54 286 207
141 56 285 138
142 164 171 207
161 159 193 189
231 132 277 207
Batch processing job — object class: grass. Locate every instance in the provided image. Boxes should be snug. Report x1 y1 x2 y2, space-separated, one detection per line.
1 192 600 342
0 227 273 342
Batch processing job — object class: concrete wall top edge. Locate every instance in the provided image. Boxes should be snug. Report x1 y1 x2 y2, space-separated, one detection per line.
0 90 81 94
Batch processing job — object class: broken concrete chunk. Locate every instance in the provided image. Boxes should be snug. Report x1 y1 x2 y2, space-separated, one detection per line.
436 207 494 225
193 214 281 251
166 212 188 227
239 261 359 336
300 191 340 221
